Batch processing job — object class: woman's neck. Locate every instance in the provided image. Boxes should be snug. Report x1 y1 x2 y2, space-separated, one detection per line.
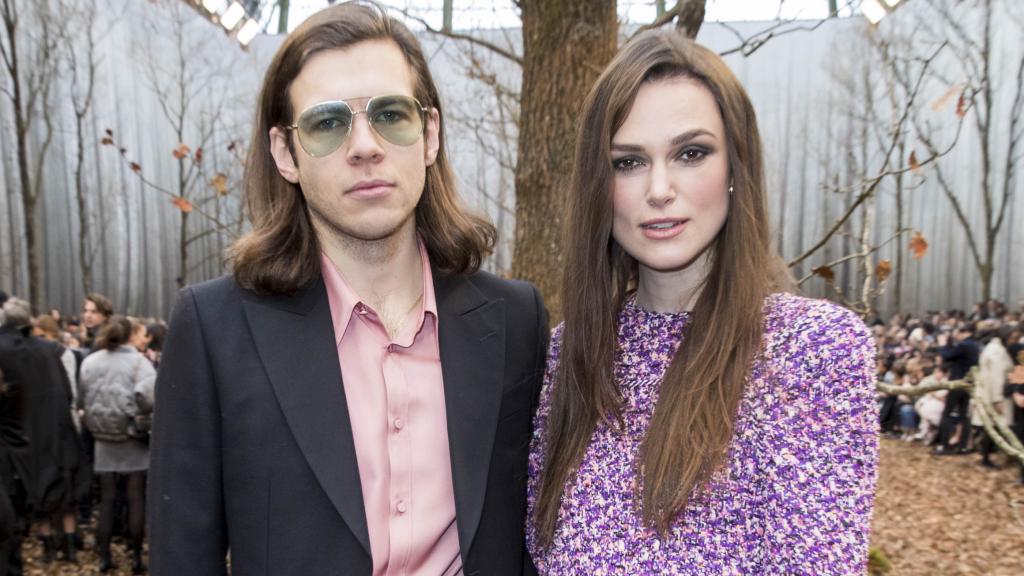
635 252 710 313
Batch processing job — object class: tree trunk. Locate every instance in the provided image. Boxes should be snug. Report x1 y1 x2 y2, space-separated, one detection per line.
979 262 992 302
512 0 617 320
14 111 41 312
4 0 38 310
22 189 40 311
75 113 93 295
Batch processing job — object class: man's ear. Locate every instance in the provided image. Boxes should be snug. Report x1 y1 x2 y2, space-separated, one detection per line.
424 108 440 167
269 126 300 184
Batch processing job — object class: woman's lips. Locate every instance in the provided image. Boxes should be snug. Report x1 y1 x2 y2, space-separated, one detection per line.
640 218 687 240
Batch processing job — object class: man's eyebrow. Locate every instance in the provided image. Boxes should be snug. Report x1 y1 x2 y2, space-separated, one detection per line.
610 128 718 152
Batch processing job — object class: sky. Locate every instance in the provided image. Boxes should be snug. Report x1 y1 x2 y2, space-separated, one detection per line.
267 0 859 33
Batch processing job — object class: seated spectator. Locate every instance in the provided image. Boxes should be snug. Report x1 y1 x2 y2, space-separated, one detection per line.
915 364 949 445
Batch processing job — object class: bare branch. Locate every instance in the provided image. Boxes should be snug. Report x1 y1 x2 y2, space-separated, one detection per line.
398 8 522 66
875 379 972 397
789 42 954 269
718 0 858 58
796 228 909 287
103 139 237 235
994 50 1024 237
631 0 706 39
918 129 984 270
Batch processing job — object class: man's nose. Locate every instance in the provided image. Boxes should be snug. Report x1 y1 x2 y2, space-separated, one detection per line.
345 112 385 163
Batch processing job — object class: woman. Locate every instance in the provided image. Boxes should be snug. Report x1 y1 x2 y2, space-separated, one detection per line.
79 316 155 574
527 31 878 574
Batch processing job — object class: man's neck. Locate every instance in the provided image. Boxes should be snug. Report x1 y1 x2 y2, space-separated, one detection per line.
321 223 424 336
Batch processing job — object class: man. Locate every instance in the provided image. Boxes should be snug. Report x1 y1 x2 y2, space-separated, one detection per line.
934 323 980 454
148 3 549 575
1008 352 1024 484
80 293 113 350
0 295 30 576
0 297 86 572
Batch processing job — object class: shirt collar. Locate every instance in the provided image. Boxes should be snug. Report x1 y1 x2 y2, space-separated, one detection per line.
320 238 437 347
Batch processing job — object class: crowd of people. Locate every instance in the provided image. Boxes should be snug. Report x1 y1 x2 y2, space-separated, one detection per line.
874 298 1024 483
0 290 165 574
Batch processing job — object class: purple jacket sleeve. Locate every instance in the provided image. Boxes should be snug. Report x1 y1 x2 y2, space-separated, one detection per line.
756 304 879 574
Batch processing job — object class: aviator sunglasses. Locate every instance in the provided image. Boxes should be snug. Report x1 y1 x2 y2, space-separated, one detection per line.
286 94 428 158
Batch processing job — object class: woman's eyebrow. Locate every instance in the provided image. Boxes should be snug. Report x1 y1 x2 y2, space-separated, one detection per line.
611 128 717 152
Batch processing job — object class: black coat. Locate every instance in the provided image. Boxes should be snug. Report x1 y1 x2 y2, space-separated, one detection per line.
0 326 88 515
149 270 549 575
940 337 980 381
0 327 31 540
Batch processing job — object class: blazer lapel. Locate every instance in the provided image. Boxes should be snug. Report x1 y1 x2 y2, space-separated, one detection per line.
434 271 506 559
242 279 371 556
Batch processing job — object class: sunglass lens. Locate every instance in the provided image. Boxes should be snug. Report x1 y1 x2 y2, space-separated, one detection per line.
297 102 353 157
367 96 423 146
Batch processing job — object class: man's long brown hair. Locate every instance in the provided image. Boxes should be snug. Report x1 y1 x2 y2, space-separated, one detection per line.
534 30 788 541
229 1 495 294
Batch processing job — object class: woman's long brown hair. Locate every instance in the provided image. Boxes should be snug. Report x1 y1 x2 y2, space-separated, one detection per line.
534 30 789 541
229 1 495 294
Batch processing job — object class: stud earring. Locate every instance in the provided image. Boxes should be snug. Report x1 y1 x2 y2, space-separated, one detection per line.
728 184 734 194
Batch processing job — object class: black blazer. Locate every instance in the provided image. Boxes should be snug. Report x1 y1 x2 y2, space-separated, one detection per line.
148 269 549 575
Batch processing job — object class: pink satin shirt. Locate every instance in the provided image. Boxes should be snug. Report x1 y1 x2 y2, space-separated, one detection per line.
321 244 461 576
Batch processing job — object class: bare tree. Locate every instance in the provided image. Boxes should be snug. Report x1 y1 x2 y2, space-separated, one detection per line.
788 39 964 308
443 48 520 274
0 0 61 310
108 0 244 290
905 0 1024 302
57 0 100 296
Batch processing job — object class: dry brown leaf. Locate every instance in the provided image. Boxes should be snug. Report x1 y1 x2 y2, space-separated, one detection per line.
172 143 191 160
194 147 204 164
211 173 228 196
956 93 967 118
171 196 193 213
100 137 113 146
130 162 141 173
930 84 961 112
876 259 893 283
909 151 921 174
812 265 835 282
909 231 929 260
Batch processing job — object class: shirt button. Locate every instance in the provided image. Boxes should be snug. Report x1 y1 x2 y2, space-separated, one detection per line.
396 500 407 514
394 418 404 431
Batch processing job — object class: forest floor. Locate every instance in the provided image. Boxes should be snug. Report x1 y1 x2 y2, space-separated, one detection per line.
870 437 1024 575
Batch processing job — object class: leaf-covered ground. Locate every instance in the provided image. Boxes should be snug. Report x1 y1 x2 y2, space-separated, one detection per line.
871 438 1024 575
18 437 1024 574
20 533 145 576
